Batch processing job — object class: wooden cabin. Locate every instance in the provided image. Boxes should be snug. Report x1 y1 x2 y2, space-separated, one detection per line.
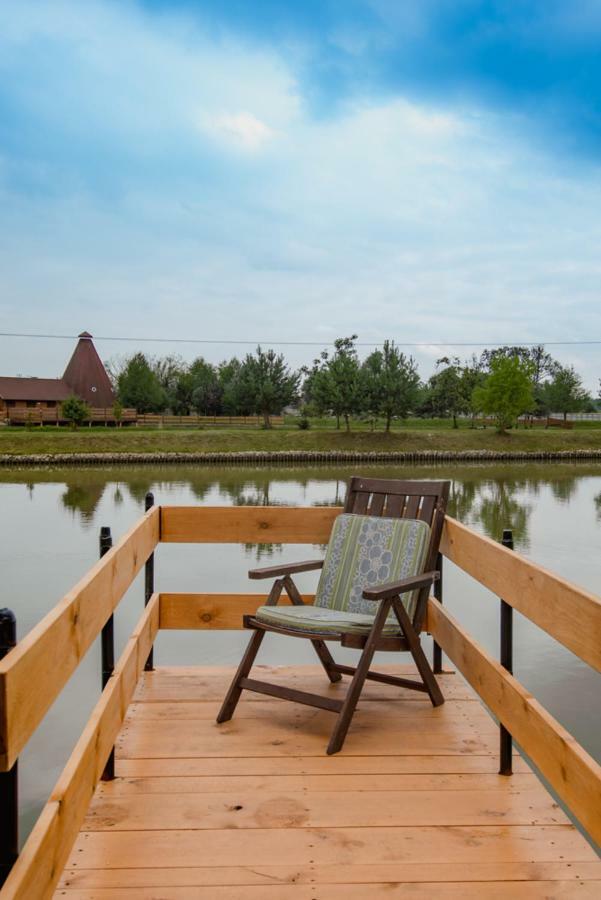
0 332 114 421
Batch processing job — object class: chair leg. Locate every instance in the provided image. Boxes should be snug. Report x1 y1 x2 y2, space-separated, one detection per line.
281 575 342 685
311 639 342 683
216 629 265 723
392 599 444 707
327 640 378 755
326 600 391 755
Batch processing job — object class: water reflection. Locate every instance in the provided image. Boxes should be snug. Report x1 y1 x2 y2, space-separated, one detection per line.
61 483 106 525
7 462 592 549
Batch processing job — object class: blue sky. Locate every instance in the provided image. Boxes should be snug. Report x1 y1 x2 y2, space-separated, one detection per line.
1 0 600 386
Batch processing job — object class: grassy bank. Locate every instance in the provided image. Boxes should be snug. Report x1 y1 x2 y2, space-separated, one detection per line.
3 424 601 457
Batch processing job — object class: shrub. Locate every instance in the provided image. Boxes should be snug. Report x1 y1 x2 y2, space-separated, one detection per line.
62 395 90 429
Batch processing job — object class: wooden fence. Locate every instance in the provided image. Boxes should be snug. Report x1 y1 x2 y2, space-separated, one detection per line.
0 505 599 897
5 410 283 427
6 408 137 426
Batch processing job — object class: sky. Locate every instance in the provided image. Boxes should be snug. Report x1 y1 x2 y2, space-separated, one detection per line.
1 0 600 388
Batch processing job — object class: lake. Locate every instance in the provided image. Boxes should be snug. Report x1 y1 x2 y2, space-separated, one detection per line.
1 460 600 840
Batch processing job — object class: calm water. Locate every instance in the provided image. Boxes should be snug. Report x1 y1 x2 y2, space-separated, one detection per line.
1 461 600 840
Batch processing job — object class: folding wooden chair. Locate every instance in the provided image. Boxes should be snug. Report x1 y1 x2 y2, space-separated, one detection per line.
217 477 450 754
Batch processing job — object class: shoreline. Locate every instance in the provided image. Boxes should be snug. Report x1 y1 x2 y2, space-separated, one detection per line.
2 448 601 467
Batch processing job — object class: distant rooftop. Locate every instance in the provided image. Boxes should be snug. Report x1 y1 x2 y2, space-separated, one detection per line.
0 331 115 407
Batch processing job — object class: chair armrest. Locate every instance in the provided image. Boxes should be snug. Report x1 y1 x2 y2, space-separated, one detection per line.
362 570 440 601
248 559 324 580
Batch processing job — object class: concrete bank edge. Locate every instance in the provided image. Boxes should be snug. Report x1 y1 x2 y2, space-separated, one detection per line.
2 449 601 467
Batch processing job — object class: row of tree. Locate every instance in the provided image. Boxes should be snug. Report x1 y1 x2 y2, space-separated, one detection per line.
108 339 597 432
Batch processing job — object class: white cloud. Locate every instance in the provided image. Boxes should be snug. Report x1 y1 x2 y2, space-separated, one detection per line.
202 112 277 151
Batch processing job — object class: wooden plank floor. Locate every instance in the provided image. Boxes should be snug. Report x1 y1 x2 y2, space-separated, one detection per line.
56 665 601 899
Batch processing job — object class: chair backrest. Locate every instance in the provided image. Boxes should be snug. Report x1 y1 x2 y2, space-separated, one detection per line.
344 476 450 576
314 513 431 621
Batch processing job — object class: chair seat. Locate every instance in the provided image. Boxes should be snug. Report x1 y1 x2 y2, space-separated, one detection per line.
254 604 403 636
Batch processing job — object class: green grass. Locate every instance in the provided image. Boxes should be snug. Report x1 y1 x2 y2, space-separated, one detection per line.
2 422 601 456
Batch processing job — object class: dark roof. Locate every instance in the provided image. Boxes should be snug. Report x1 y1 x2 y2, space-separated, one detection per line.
62 333 115 407
0 377 71 402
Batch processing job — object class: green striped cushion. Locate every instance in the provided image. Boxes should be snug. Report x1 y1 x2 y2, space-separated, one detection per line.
314 513 430 621
254 604 403 636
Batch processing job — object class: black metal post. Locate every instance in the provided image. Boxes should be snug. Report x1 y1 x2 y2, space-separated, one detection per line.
99 526 115 781
432 552 443 674
144 492 155 672
499 528 514 776
0 608 18 886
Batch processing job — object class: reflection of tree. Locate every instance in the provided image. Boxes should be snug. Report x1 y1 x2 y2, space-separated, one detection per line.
1 461 594 551
61 483 106 526
125 478 155 504
244 542 283 561
477 481 530 547
549 478 578 505
447 479 478 523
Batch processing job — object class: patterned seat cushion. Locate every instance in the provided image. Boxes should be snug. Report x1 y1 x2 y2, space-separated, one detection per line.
254 604 403 635
315 513 430 619
254 513 431 636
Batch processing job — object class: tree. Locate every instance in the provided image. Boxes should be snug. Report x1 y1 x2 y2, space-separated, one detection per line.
540 365 591 421
361 341 420 431
472 355 534 433
152 355 190 414
428 357 468 428
117 353 166 412
219 357 255 415
305 336 363 431
61 395 90 429
237 347 299 428
112 399 124 427
190 358 222 415
480 345 559 415
462 356 487 425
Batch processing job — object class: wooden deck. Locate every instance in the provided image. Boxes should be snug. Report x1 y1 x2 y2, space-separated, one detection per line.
56 664 601 899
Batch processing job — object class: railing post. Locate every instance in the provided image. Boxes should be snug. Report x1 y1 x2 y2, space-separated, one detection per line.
432 552 443 674
499 528 514 776
99 526 115 781
144 492 155 672
0 608 18 886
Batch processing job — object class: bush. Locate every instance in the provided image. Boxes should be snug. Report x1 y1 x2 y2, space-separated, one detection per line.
112 400 124 426
62 395 90 429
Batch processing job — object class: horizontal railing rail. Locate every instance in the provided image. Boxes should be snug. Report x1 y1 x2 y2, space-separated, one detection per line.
0 505 159 772
160 505 338 544
1 503 599 899
425 598 601 847
440 516 601 673
1 595 159 899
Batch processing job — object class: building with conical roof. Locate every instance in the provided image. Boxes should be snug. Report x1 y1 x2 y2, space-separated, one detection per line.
62 332 115 407
0 332 115 420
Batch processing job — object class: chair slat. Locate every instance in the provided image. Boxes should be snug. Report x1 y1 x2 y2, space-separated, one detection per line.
368 493 385 516
385 494 405 517
404 496 420 519
351 492 370 514
419 496 436 525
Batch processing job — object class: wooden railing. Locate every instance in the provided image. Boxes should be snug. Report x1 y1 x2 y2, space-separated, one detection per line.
6 407 137 425
5 409 282 427
135 413 284 427
0 504 599 898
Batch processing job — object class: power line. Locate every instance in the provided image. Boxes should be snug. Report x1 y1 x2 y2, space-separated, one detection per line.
1 331 601 348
